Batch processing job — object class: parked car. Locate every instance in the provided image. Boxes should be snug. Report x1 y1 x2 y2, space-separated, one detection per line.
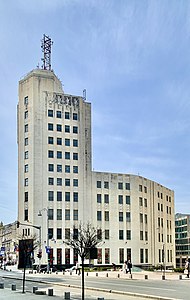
65 266 76 273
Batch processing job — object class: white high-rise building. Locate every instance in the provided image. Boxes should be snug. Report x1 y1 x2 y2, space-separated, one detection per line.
17 68 175 269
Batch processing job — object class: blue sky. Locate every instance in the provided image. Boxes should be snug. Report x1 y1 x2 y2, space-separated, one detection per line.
0 0 190 224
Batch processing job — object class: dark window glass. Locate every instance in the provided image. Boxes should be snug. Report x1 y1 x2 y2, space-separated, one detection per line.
65 139 70 146
73 192 78 202
65 112 70 119
48 191 54 201
48 137 53 144
57 151 62 159
57 124 62 132
65 125 70 133
56 111 62 118
65 192 70 202
73 153 78 160
73 166 78 173
73 113 78 120
48 164 54 172
57 138 62 145
73 126 78 134
48 123 53 131
57 191 62 201
48 110 53 117
73 139 78 147
65 152 70 160
48 150 54 158
65 165 70 173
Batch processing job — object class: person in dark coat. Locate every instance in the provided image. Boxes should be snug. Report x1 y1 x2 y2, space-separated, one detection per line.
127 259 132 274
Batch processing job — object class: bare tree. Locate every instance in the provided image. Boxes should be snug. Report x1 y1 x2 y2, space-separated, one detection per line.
63 222 103 300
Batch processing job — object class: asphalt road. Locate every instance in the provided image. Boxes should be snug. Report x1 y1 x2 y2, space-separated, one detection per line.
1 270 189 300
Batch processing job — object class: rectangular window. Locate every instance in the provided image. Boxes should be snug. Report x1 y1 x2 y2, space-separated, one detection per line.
73 153 78 160
73 210 78 220
24 191 28 202
48 209 54 220
97 248 102 264
48 164 54 172
57 151 62 159
65 165 70 173
126 182 130 190
145 249 148 263
140 231 143 240
104 181 109 189
139 197 143 206
24 151 28 159
73 179 78 187
105 248 110 264
57 124 62 132
139 185 142 192
118 195 123 204
65 152 70 159
25 137 28 146
24 178 28 186
56 111 62 118
57 138 62 145
73 126 78 134
48 191 54 201
65 125 70 133
57 165 62 172
73 113 78 120
126 230 131 240
97 211 102 221
57 248 62 265
65 209 70 220
65 112 70 119
65 138 70 146
24 209 28 221
65 248 70 265
119 248 124 263
145 231 148 241
65 228 70 239
57 178 62 186
119 212 123 222
140 249 144 263
48 228 53 240
57 228 62 239
104 194 109 203
126 195 130 205
65 192 70 202
48 150 54 158
145 214 147 224
48 109 53 117
119 230 124 240
97 229 102 240
73 192 78 202
97 181 101 188
65 179 70 186
24 111 28 119
48 137 54 144
118 182 123 189
105 211 109 221
48 177 54 185
144 198 147 207
126 212 131 222
57 209 62 221
57 191 62 201
24 124 28 133
73 139 78 147
48 123 53 131
144 186 147 193
24 96 28 105
105 230 109 240
140 213 143 223
97 194 101 203
24 164 28 173
73 229 78 240
73 166 78 173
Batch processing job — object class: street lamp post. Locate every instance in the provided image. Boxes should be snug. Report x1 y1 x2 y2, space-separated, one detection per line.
162 243 166 280
38 208 49 273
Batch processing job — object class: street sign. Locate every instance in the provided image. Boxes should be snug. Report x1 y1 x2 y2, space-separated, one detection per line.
45 246 50 254
1 247 5 251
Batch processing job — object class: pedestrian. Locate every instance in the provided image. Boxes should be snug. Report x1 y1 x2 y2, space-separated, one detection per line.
122 261 127 274
185 259 190 278
76 262 81 275
112 263 116 271
127 259 132 275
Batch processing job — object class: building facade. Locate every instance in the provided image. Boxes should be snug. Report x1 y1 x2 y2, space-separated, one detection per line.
175 213 190 268
17 68 175 268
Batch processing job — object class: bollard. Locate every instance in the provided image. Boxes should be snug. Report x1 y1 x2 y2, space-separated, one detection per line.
86 272 88 276
106 273 108 277
117 273 120 278
179 274 182 280
96 272 98 276
70 271 72 275
48 288 53 296
97 298 104 300
63 271 65 275
33 286 38 293
64 292 70 299
145 274 148 280
0 283 4 289
162 275 165 280
35 290 46 295
12 284 16 291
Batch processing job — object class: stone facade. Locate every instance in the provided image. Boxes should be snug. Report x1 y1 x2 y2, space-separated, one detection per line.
17 69 175 268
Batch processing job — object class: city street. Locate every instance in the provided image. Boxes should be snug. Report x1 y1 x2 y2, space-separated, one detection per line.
0 268 189 299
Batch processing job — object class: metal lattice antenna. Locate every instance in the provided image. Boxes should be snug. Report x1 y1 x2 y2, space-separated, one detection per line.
41 34 53 70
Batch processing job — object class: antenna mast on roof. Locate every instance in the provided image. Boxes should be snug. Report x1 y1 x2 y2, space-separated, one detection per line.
41 34 53 70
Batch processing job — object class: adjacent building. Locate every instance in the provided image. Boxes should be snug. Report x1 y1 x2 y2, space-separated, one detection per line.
175 213 190 268
17 68 175 268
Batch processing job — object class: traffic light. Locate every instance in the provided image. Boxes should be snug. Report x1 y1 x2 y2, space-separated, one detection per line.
16 221 20 228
